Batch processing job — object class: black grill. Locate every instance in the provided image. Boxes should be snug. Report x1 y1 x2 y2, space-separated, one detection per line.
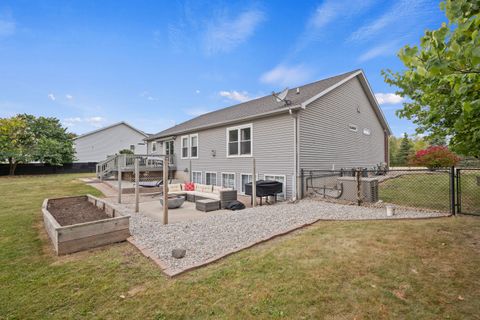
245 180 283 205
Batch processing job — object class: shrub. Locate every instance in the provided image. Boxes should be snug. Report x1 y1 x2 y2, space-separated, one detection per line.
409 146 460 169
118 149 134 155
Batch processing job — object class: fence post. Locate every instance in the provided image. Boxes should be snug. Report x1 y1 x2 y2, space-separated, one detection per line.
450 166 456 216
300 169 304 199
356 168 362 206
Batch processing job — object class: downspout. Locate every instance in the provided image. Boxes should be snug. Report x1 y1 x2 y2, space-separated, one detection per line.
290 108 299 201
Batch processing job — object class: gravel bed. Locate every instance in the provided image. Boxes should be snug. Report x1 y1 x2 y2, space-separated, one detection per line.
129 199 448 275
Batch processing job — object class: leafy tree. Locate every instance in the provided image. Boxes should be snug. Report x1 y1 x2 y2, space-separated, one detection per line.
397 133 414 166
0 114 75 175
118 149 134 155
412 136 429 152
388 136 400 166
382 0 480 157
410 146 460 169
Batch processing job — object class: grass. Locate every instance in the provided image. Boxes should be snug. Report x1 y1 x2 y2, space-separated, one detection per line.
379 172 480 213
1 174 479 319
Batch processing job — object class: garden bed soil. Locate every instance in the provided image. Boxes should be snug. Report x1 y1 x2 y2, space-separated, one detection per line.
47 196 110 226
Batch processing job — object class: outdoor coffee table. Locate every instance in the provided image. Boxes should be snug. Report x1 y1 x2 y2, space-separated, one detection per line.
196 199 220 212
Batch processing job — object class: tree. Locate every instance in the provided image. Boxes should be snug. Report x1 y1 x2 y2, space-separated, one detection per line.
382 0 480 158
388 136 400 166
118 149 134 155
397 133 414 166
0 114 75 175
410 146 460 169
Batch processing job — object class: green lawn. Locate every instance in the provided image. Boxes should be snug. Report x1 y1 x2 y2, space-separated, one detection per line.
379 172 480 214
1 174 480 319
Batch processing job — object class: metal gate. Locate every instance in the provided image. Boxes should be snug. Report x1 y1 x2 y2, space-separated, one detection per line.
456 168 480 215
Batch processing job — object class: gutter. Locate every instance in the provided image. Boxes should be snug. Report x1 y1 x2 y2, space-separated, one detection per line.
145 104 303 141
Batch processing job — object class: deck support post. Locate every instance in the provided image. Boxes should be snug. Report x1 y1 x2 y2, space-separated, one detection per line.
252 158 257 207
134 158 140 213
163 157 169 224
117 166 122 204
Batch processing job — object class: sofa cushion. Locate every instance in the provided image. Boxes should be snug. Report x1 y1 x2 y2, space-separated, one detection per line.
213 186 231 195
168 183 182 193
193 191 220 200
195 183 213 193
184 182 195 191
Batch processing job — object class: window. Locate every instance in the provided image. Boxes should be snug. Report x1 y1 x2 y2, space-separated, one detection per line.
190 134 198 158
221 173 236 189
192 171 202 184
165 140 174 155
264 174 286 200
152 142 157 152
205 172 217 186
348 124 358 132
227 124 252 157
181 134 198 159
181 136 189 158
130 144 135 151
240 174 253 194
363 128 371 136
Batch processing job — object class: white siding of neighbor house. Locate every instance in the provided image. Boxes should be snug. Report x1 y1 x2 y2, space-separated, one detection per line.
74 124 147 163
171 114 296 199
298 76 386 171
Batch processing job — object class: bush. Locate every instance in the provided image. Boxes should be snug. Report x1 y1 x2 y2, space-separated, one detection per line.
409 146 460 169
118 149 134 155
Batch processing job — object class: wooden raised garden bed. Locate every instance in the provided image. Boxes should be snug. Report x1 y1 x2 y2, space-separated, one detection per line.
42 194 130 255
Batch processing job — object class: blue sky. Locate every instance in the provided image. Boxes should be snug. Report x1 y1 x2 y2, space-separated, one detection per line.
0 0 445 136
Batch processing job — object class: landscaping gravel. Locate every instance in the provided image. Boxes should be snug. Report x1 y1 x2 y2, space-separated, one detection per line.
129 199 449 275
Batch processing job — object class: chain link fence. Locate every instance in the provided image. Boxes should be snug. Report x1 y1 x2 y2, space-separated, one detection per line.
300 167 480 215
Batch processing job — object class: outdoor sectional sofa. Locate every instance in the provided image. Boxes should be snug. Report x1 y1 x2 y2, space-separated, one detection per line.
167 183 237 209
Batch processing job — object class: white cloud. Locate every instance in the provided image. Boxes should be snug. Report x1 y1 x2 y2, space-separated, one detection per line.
204 9 265 55
260 64 311 87
348 0 431 42
140 91 157 101
0 16 15 37
219 90 250 103
62 116 105 128
375 93 404 105
358 42 399 62
184 108 212 117
47 93 56 101
65 94 73 100
195 89 200 94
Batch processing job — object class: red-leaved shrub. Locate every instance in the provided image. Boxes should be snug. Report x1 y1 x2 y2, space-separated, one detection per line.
409 146 460 169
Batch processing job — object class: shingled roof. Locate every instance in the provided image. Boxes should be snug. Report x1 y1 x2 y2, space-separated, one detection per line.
147 69 386 140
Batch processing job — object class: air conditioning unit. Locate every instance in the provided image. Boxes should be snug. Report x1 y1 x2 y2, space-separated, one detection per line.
337 177 379 203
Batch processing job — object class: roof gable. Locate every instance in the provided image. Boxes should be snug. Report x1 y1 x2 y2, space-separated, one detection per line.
74 122 148 140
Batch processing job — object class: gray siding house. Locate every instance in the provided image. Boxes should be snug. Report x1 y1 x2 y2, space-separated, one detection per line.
74 122 148 163
146 70 391 200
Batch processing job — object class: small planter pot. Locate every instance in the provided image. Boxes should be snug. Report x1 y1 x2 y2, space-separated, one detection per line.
386 205 396 217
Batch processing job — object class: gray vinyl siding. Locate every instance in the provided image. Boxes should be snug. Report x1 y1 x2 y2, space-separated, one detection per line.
299 76 385 171
74 124 147 163
172 113 295 199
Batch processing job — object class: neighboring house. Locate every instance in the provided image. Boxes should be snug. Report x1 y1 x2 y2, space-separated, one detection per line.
74 122 148 163
146 70 391 200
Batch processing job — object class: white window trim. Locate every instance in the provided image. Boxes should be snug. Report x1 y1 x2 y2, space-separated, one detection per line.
151 142 157 153
181 135 189 159
239 173 260 195
263 174 287 200
205 171 217 186
221 172 236 190
190 133 199 159
192 171 202 184
226 123 253 158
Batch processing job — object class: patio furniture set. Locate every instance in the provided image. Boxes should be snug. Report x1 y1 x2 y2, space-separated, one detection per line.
160 183 238 212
